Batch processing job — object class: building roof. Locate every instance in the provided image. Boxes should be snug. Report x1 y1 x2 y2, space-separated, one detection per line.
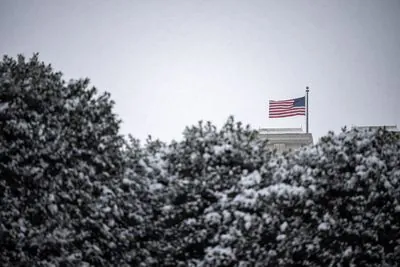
257 128 313 146
258 127 304 134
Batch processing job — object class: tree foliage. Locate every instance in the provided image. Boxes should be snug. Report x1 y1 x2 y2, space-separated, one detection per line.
1 54 399 266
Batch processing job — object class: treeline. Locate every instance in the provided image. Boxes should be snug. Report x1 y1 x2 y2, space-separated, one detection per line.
1 55 399 266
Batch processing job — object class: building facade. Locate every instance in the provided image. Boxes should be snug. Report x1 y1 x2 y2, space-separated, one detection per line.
257 125 398 153
258 128 314 153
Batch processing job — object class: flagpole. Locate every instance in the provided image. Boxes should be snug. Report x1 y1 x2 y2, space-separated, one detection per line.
306 86 309 133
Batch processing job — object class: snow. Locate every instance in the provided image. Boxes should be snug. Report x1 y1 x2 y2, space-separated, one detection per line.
205 212 222 225
258 183 306 198
48 204 58 214
243 214 252 230
138 158 154 174
190 152 197 161
122 178 133 185
203 153 211 161
305 199 314 207
276 234 286 241
67 252 82 261
239 170 261 187
205 245 235 260
222 210 232 223
64 98 80 110
233 193 257 207
2 55 400 267
0 102 9 111
343 246 353 257
213 144 232 155
318 222 330 231
280 221 288 232
102 185 115 196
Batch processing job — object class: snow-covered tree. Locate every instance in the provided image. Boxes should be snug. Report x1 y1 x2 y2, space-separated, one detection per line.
1 54 400 267
269 128 400 266
136 124 400 266
147 117 272 266
0 54 126 266
157 127 400 266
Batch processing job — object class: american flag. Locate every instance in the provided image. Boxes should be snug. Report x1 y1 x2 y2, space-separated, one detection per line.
269 96 306 118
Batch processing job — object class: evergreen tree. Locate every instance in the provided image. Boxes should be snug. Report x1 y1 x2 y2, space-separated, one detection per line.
149 117 272 266
1 53 400 267
0 54 125 266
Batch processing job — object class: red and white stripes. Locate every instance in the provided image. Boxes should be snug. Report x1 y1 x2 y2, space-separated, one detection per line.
269 99 306 118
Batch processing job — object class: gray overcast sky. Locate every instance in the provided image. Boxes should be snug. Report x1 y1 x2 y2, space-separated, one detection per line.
1 0 399 142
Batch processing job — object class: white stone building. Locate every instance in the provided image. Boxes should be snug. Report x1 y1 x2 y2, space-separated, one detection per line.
258 128 314 153
257 125 398 153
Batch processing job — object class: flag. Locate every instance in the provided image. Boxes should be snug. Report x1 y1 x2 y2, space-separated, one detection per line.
269 96 306 118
